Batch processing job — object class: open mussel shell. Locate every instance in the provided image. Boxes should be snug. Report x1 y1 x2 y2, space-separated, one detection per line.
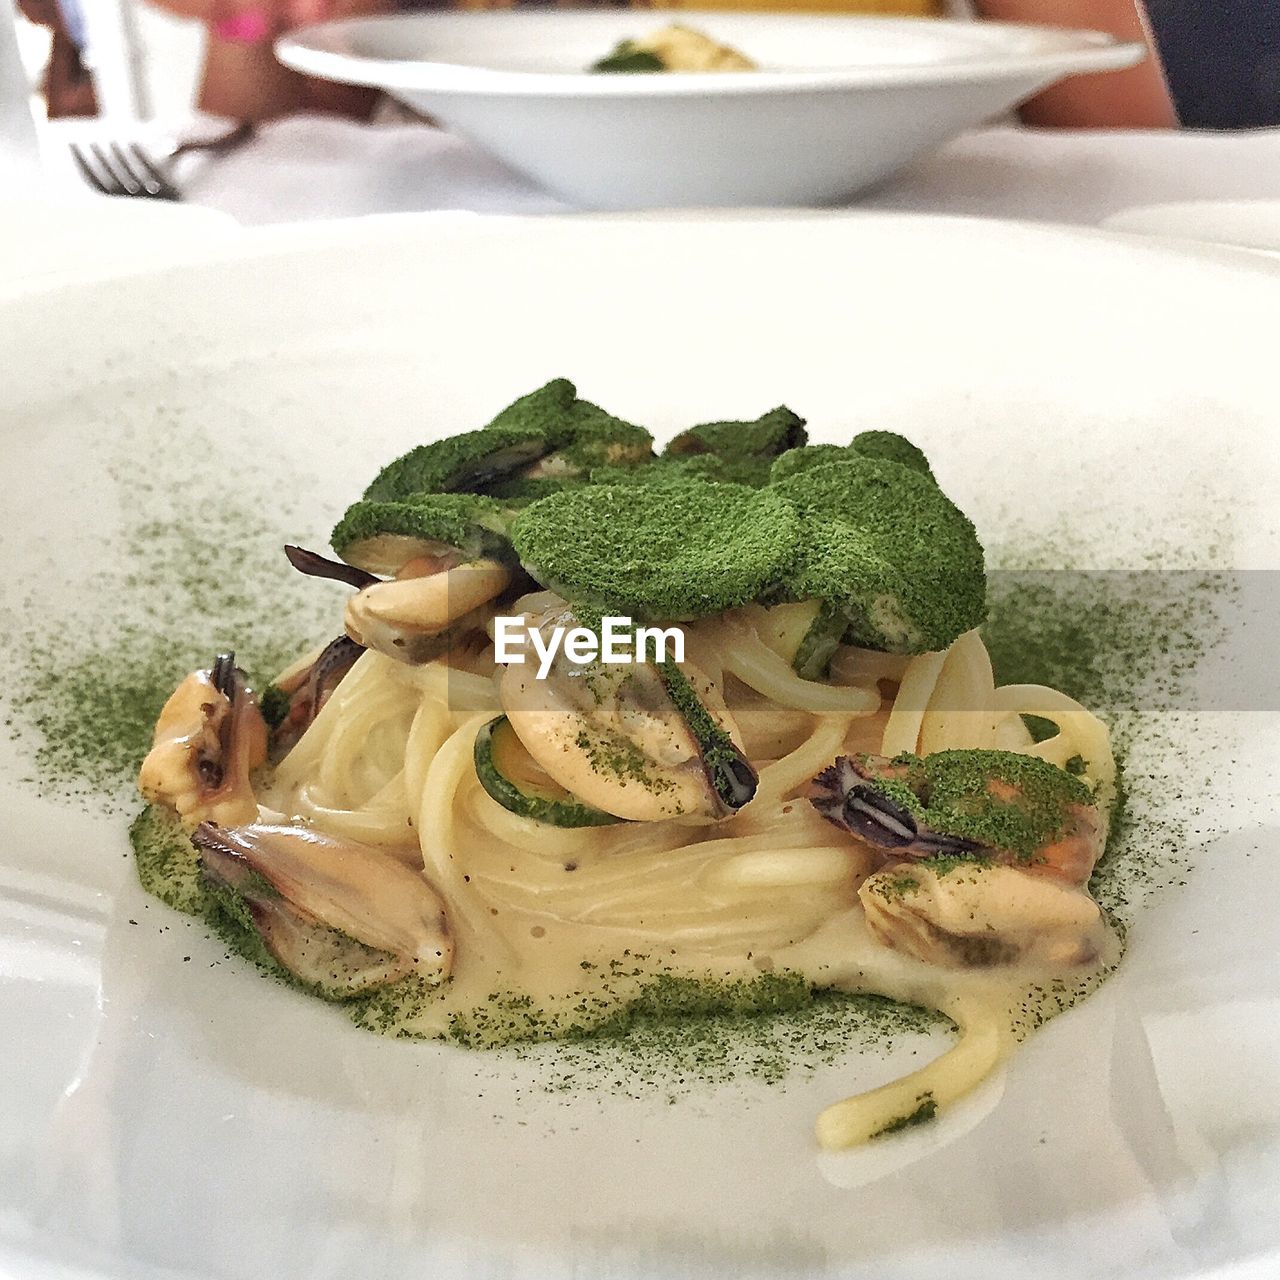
193 822 452 997
810 755 983 856
269 634 364 759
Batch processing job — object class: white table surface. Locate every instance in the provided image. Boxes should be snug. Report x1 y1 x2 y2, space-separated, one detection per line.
36 115 1280 230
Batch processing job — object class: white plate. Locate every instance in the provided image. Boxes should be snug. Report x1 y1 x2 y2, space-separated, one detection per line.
1102 200 1280 255
3 213 1279 1280
277 13 1141 209
0 193 238 297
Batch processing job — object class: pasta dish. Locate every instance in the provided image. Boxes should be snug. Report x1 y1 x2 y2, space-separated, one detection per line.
591 25 758 74
133 379 1118 1149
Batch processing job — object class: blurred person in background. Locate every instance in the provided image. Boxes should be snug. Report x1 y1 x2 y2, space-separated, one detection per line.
17 0 97 115
979 0 1174 125
145 0 386 117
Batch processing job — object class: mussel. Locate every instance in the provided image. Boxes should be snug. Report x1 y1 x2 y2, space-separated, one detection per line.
193 822 453 996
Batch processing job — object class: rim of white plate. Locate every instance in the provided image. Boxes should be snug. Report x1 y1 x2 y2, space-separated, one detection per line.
277 12 1145 98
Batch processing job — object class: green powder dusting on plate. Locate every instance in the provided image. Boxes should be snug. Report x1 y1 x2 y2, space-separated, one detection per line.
354 964 950 1097
514 982 949 1098
982 534 1236 926
0 419 333 808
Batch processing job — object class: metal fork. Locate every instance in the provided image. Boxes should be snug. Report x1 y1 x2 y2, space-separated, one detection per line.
69 124 257 201
70 140 180 200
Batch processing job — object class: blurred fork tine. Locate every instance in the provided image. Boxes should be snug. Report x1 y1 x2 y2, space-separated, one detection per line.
104 142 147 195
69 141 180 201
69 142 112 196
126 145 182 200
90 142 138 195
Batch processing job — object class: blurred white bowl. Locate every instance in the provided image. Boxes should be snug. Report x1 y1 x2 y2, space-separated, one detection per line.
278 12 1142 210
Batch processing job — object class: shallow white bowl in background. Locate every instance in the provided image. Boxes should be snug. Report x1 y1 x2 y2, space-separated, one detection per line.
277 13 1141 210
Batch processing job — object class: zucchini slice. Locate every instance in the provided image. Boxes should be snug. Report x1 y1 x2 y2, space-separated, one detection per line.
792 600 849 680
474 716 623 827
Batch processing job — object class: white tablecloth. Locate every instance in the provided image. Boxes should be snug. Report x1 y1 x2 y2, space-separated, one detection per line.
39 114 1280 229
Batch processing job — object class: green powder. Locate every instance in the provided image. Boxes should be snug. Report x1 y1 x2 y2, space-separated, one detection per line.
771 458 986 653
983 574 1220 719
665 406 807 460
512 481 801 620
594 453 779 489
573 725 676 797
871 1094 938 1138
130 803 207 914
770 432 934 484
847 430 934 478
422 967 949 1098
362 379 574 501
510 984 948 1099
361 379 653 501
591 42 667 73
2 442 333 808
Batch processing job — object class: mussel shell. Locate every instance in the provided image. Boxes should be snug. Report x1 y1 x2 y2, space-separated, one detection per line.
193 822 452 994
